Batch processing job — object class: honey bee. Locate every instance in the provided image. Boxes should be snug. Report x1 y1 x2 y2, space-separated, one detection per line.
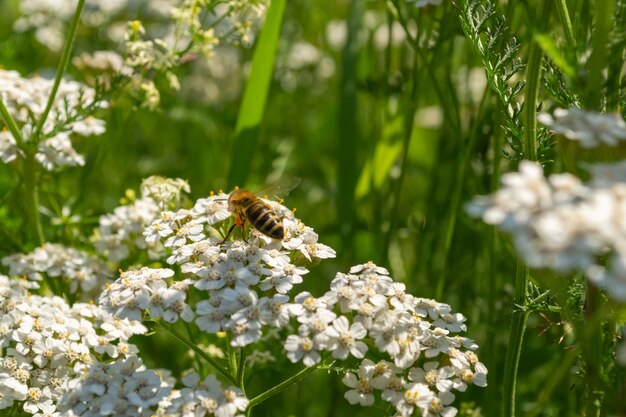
221 178 301 242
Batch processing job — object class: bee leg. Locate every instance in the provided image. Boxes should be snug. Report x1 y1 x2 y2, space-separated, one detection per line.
239 219 249 243
220 223 237 244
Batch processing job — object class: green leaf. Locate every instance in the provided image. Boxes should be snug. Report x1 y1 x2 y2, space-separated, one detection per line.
227 0 286 188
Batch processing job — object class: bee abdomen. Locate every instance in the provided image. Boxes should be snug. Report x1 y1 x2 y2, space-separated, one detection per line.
246 202 284 240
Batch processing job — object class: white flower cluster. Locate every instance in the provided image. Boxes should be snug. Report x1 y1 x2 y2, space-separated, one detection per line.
2 243 109 295
99 192 335 347
0 275 147 415
283 262 487 417
164 372 249 417
0 69 107 171
14 0 175 51
57 356 171 417
122 0 267 109
538 108 626 148
92 176 190 263
467 160 626 300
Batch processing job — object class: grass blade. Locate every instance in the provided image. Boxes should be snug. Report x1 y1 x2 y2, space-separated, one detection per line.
227 0 286 188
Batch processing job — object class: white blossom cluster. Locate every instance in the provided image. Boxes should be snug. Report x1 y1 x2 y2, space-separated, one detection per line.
0 274 148 415
122 0 267 109
91 176 190 263
538 108 626 148
57 356 171 417
0 69 107 171
283 262 487 417
467 160 626 300
98 191 335 347
2 243 109 295
163 372 249 417
14 0 176 51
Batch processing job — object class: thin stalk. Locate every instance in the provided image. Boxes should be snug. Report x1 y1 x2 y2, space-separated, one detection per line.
159 320 237 385
584 284 605 417
0 98 26 148
33 0 86 141
555 0 576 51
502 3 551 416
236 346 246 390
381 32 419 262
586 0 614 111
502 260 530 417
227 337 238 378
247 364 320 411
435 76 489 299
24 153 45 245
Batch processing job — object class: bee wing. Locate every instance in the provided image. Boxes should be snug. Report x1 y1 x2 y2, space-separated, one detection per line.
257 177 301 199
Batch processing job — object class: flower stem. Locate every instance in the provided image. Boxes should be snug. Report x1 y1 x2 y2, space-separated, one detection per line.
24 153 45 246
502 3 551 416
159 320 237 386
247 364 319 412
0 97 26 149
502 259 530 417
583 284 606 417
33 0 86 141
555 0 576 51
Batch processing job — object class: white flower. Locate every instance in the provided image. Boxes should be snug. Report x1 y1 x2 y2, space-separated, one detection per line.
394 382 435 417
325 316 368 360
408 361 455 393
0 69 107 170
538 108 626 148
284 334 321 366
341 359 376 406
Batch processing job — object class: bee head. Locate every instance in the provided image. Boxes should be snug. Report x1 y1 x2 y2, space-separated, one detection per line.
228 189 255 211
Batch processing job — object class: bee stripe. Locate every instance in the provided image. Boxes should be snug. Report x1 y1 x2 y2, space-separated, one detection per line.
267 222 284 239
246 202 267 223
257 212 274 228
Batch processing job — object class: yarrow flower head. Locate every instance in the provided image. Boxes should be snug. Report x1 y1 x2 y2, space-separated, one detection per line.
2 243 109 296
0 69 107 171
164 372 249 417
467 160 626 300
282 262 487 417
92 176 189 263
99 187 335 347
0 274 148 416
14 0 176 51
56 356 171 417
538 108 626 148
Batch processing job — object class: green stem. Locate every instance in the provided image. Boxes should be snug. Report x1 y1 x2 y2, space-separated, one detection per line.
159 320 237 386
24 153 45 246
502 4 551 415
33 0 86 141
237 346 247 390
381 30 419 263
502 260 530 417
435 77 489 299
555 0 576 51
586 0 614 111
0 98 26 149
227 336 238 378
583 284 605 417
247 364 320 411
523 10 548 162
